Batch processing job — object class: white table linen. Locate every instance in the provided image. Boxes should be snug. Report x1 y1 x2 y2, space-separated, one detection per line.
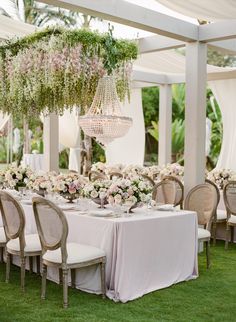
6 205 198 303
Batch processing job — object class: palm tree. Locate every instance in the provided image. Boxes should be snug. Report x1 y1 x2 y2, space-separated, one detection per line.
0 0 79 27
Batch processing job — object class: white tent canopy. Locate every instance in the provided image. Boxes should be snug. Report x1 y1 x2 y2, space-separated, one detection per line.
4 0 236 192
157 0 236 21
0 14 35 39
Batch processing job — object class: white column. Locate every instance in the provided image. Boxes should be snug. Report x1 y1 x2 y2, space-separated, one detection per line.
43 113 59 172
158 84 172 165
184 42 207 195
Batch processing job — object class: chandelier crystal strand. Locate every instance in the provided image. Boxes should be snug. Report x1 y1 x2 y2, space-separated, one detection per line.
79 76 133 147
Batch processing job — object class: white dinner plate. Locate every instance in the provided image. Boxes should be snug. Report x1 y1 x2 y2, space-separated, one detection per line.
59 204 77 211
155 204 175 211
88 209 114 217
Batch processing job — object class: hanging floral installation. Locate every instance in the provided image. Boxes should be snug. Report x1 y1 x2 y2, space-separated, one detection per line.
0 27 138 117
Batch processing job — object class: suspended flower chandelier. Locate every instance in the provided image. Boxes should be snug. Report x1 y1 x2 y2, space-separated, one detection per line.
79 75 133 146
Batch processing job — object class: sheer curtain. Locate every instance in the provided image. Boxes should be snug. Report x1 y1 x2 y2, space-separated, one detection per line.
208 79 236 171
59 108 81 172
105 88 145 165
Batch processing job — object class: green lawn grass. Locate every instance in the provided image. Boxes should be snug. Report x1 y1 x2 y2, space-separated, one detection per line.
0 241 236 322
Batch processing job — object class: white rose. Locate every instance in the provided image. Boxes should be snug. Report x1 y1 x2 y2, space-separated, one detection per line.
91 190 98 198
114 194 122 205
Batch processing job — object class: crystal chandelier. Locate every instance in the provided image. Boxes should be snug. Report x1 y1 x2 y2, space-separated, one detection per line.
79 76 133 146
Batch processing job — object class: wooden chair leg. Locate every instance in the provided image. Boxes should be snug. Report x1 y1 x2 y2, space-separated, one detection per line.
231 226 235 243
41 263 47 300
71 269 76 289
212 221 217 246
100 261 106 299
225 224 230 249
29 257 33 273
206 241 210 269
62 269 68 309
36 256 41 275
59 268 63 285
0 247 3 263
21 257 26 292
5 251 10 283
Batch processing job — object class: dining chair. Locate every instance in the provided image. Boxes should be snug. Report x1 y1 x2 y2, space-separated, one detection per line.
223 181 236 249
88 171 107 181
109 172 123 180
0 191 41 291
205 179 222 245
184 183 218 268
32 196 106 308
152 175 184 208
0 226 6 262
140 174 155 187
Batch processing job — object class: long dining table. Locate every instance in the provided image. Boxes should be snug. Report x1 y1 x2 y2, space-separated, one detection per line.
2 202 198 303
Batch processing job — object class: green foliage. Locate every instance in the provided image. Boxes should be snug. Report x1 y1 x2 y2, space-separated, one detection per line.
142 87 159 127
148 119 185 163
148 121 158 141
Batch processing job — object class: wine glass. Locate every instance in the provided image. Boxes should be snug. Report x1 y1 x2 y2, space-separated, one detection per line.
99 191 107 209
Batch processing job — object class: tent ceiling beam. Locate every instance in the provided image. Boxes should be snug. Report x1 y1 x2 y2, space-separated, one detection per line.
139 35 236 55
199 20 236 42
40 0 198 41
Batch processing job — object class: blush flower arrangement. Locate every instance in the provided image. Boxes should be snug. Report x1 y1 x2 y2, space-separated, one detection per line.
26 171 57 194
107 177 153 208
159 163 184 178
207 168 236 189
4 164 32 190
83 179 112 207
51 172 88 203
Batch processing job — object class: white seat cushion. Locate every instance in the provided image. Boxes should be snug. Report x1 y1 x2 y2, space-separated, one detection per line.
228 215 236 224
7 234 41 253
198 228 211 240
217 209 227 221
0 227 6 244
43 242 105 265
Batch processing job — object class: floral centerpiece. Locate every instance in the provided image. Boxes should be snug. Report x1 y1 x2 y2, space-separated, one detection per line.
26 171 57 195
4 165 32 190
207 168 236 189
107 177 153 212
83 179 112 208
51 173 88 203
159 163 184 179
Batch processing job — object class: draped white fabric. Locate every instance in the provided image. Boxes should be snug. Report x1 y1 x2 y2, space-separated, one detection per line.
106 88 145 165
0 112 9 131
156 0 236 21
208 79 236 170
58 108 81 172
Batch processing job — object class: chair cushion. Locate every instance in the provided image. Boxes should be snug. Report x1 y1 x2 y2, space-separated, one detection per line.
0 227 6 244
198 228 211 240
217 209 227 221
228 215 236 224
43 242 105 265
7 234 41 253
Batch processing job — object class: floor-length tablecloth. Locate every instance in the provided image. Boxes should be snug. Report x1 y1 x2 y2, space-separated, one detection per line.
11 206 198 303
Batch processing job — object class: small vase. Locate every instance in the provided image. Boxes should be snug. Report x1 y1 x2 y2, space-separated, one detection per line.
62 194 77 203
92 197 108 209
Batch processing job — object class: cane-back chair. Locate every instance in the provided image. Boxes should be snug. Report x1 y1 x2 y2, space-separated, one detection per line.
152 175 184 208
0 191 41 291
32 196 106 308
184 183 218 268
223 181 236 249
